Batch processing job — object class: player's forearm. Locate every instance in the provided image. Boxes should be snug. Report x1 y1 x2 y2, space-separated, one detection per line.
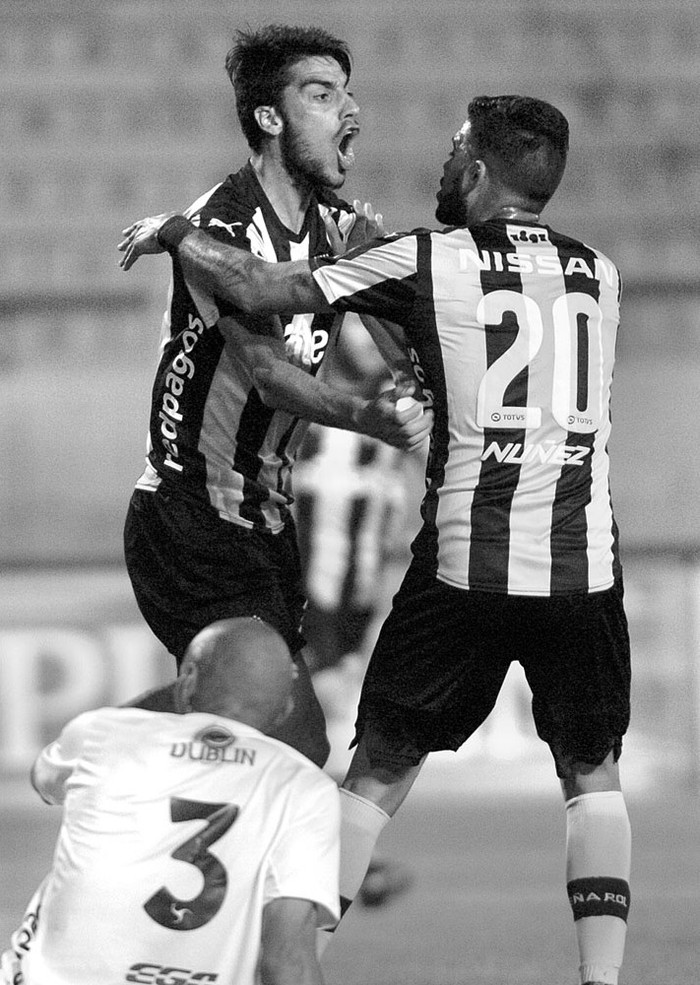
158 217 329 316
253 360 369 433
358 315 417 390
254 359 429 451
260 901 325 985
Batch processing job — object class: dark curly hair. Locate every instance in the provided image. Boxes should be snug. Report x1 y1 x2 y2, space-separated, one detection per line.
225 24 352 152
467 95 569 207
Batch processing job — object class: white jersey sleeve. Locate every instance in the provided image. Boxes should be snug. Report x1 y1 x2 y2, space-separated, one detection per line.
30 710 100 805
266 769 340 928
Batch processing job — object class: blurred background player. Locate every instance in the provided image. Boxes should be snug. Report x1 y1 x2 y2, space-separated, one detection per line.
294 317 408 752
293 314 416 905
1 618 340 985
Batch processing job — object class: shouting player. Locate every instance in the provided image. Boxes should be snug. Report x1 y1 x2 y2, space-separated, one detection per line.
120 94 632 985
119 23 427 912
119 24 428 757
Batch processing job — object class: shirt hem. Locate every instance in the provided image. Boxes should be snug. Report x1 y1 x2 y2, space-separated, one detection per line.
434 571 617 596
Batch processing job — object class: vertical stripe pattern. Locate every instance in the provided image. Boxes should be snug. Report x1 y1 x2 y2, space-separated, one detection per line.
136 163 355 531
312 218 622 596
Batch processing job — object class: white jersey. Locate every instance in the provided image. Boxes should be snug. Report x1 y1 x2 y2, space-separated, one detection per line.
7 707 340 985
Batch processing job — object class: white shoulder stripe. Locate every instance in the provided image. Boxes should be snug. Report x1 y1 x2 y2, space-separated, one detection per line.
184 183 225 222
314 234 419 303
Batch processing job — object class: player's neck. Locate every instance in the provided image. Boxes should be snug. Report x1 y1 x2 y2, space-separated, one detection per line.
494 204 541 223
250 153 312 234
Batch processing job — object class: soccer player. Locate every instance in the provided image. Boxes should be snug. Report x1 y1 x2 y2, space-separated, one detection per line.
117 24 431 772
119 94 632 985
1 619 340 985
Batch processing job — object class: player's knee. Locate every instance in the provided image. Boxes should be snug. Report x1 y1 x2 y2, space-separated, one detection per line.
554 743 622 798
343 722 425 817
351 719 425 777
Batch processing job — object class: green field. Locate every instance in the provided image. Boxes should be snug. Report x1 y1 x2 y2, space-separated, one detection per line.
2 784 698 985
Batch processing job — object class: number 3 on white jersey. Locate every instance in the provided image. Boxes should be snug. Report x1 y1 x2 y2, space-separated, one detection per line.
475 290 604 434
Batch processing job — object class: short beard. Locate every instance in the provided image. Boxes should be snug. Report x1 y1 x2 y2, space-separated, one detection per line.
279 124 343 192
435 191 469 227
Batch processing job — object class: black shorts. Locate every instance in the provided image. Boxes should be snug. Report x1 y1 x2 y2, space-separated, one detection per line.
355 561 631 776
124 486 307 666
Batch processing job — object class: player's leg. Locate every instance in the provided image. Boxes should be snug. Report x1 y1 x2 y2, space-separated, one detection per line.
296 427 415 900
269 647 329 767
317 569 509 954
315 723 425 957
340 724 425 898
559 754 631 985
524 583 632 985
123 486 330 765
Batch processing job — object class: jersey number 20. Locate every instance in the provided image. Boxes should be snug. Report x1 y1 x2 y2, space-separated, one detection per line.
476 290 606 433
144 797 239 931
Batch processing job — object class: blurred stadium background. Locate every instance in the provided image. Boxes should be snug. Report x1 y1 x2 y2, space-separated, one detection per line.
1 2 699 981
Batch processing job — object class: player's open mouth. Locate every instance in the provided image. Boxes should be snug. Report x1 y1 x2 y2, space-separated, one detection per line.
337 126 359 171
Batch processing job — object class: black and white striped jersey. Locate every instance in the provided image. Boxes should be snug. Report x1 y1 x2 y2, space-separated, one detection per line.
311 219 623 596
135 162 354 531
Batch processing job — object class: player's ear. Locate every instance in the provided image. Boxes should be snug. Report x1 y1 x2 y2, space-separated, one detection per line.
174 658 199 713
464 158 485 191
282 694 295 722
254 105 283 138
271 694 295 732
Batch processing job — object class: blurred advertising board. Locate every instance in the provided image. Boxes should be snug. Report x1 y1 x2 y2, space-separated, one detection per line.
0 566 171 772
0 556 698 794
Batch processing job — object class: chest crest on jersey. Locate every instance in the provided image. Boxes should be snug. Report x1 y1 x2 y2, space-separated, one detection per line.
194 725 236 749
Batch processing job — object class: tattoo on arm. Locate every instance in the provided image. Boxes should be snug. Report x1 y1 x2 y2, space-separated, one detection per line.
176 229 332 316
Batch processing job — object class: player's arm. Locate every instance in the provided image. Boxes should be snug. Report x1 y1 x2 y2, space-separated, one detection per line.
218 316 431 452
262 773 340 984
286 311 416 398
119 212 425 408
358 314 417 394
30 715 89 805
118 214 327 316
259 898 325 985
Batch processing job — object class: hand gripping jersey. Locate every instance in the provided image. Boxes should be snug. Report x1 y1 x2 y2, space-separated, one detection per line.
311 219 623 596
136 162 355 531
9 708 340 985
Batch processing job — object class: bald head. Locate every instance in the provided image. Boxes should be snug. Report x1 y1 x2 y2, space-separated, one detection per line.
176 618 295 734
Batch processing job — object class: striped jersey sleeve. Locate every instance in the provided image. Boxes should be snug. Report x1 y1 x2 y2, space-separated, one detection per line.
311 220 623 596
310 232 423 321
